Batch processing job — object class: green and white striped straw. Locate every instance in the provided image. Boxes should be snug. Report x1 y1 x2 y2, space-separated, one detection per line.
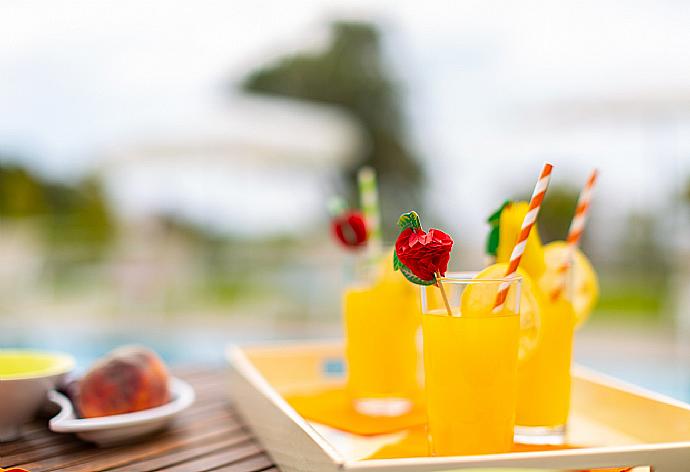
357 166 382 252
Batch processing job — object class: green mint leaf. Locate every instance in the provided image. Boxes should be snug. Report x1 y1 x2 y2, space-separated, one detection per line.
486 200 510 256
487 200 510 224
486 226 500 256
397 211 421 231
393 251 403 271
397 262 436 285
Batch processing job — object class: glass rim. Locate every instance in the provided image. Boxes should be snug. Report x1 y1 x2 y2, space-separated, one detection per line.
437 271 523 285
422 308 520 318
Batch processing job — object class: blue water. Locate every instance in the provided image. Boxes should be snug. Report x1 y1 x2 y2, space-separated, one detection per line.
2 328 306 372
4 327 689 403
576 353 690 402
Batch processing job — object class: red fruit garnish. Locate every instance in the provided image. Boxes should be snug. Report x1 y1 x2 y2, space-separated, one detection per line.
331 211 368 248
395 214 453 283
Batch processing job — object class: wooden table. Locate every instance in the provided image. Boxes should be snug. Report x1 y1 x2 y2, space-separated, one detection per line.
0 367 278 472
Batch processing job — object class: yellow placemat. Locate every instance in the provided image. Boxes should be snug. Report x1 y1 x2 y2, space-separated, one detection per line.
285 387 426 436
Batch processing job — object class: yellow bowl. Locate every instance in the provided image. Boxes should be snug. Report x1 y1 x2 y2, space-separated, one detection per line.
0 349 75 441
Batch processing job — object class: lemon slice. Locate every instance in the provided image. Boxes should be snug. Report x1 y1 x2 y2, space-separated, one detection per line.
460 263 543 363
539 241 599 328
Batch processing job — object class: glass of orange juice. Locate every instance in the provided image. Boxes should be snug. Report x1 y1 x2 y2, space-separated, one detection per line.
343 250 421 416
513 241 598 445
490 199 599 445
515 266 577 445
421 273 521 456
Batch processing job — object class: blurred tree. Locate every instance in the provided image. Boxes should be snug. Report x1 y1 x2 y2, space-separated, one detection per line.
0 164 47 217
0 160 114 256
618 211 669 277
42 175 115 256
537 185 579 244
241 21 424 239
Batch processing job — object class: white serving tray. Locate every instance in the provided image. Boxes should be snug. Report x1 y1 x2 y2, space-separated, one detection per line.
227 340 690 472
48 377 195 447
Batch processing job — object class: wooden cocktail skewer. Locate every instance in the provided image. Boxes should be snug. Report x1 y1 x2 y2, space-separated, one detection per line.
435 271 453 317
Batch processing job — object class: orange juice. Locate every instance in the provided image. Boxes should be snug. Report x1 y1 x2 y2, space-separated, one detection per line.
421 272 523 456
516 296 576 430
343 266 420 413
492 202 594 441
423 309 519 456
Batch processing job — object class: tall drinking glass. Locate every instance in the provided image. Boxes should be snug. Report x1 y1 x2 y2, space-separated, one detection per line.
343 251 421 416
514 289 576 444
421 273 521 456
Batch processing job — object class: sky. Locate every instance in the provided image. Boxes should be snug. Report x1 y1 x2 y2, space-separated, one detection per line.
1 0 690 244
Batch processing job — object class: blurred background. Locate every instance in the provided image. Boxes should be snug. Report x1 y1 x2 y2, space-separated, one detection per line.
1 0 690 398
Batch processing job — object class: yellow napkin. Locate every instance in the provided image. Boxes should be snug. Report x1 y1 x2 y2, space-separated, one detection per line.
285 387 426 436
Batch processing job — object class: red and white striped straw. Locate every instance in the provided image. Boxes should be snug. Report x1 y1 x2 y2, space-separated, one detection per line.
550 169 598 301
493 162 553 313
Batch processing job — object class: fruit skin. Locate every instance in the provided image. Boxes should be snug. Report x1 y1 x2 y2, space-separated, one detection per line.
496 202 546 279
77 346 170 418
393 211 454 285
395 227 453 282
331 211 368 248
540 241 599 328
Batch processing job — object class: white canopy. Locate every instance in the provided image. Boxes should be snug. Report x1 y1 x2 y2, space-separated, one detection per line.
99 95 364 236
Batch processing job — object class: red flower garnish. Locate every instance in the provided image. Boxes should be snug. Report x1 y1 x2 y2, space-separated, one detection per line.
395 227 453 281
332 211 368 248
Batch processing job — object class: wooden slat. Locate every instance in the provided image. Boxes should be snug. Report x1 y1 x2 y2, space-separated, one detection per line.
104 431 254 471
17 417 240 471
2 440 94 469
0 399 235 465
1 367 277 472
55 430 252 472
0 430 77 457
1 423 57 446
154 442 265 472
211 453 275 472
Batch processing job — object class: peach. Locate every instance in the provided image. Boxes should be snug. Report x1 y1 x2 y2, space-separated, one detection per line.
77 346 170 418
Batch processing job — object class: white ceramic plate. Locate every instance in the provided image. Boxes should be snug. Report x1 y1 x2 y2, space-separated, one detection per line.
48 377 195 447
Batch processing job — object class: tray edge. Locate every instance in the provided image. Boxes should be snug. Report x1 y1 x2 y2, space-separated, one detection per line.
227 344 346 472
